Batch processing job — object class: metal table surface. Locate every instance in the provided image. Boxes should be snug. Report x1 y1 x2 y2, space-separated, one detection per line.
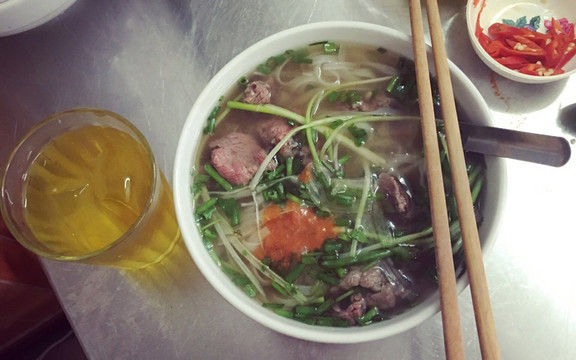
1 0 575 359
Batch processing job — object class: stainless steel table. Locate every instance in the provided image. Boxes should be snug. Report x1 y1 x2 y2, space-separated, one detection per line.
1 0 575 359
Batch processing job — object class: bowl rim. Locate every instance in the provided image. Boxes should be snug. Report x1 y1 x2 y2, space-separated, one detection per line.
173 20 507 343
465 0 576 84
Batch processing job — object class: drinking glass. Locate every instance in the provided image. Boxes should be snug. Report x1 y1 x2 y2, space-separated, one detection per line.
1 108 181 269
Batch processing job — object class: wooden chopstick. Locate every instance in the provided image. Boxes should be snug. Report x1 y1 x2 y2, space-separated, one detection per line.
407 1 465 359
408 0 502 359
423 0 502 359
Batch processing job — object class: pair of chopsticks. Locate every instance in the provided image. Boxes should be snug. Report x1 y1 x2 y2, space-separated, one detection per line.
408 1 501 359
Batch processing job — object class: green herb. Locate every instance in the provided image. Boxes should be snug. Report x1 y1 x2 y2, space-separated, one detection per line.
285 263 307 283
238 76 249 86
204 164 233 191
323 42 340 54
218 198 241 226
348 124 368 147
195 197 218 219
274 308 294 318
288 47 313 64
203 105 221 134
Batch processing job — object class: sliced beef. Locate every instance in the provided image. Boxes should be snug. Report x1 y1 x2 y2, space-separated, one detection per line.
333 293 367 324
378 172 411 213
359 266 386 292
209 132 276 186
339 268 362 290
337 263 414 313
256 118 300 158
365 283 398 310
244 80 272 104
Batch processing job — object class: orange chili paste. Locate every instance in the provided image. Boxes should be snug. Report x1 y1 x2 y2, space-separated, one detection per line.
253 201 339 269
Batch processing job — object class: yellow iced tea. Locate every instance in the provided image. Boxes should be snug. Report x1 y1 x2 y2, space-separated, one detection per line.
22 125 180 269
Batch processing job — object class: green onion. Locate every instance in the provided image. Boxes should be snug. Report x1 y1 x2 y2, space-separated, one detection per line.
471 176 484 203
323 41 340 54
286 157 293 176
334 217 352 227
259 63 272 75
316 298 335 315
204 164 233 191
262 302 284 309
195 197 218 218
203 105 221 134
294 305 317 316
289 48 312 64
301 253 319 265
314 209 331 218
323 240 343 255
356 307 379 326
218 198 240 226
335 194 356 207
285 193 302 205
327 92 339 103
274 308 294 318
334 267 347 278
202 237 221 266
338 154 351 165
335 289 355 303
243 284 257 298
317 272 340 286
274 54 286 65
329 119 344 129
285 263 307 283
313 167 330 191
238 76 249 86
296 317 316 325
316 317 349 327
348 124 368 147
192 174 210 195
348 228 368 243
271 281 289 296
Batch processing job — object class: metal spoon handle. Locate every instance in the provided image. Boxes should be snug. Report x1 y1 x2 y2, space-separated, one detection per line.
459 122 571 167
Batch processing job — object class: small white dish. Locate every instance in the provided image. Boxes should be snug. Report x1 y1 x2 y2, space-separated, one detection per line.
0 0 77 37
466 0 576 83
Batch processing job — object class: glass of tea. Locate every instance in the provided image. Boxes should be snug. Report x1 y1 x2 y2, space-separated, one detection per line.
1 108 181 269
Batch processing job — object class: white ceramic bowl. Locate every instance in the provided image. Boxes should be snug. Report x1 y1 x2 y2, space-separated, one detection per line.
0 0 77 37
173 21 507 343
466 0 576 84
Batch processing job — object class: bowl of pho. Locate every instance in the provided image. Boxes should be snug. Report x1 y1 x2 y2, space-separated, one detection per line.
174 21 506 343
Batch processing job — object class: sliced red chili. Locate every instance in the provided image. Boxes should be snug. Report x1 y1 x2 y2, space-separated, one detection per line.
488 23 549 41
478 32 492 50
518 63 563 76
494 56 530 69
485 39 506 57
483 18 576 75
554 41 576 69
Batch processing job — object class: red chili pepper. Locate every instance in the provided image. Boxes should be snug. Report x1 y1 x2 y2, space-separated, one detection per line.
478 32 492 50
488 23 549 41
485 39 506 57
555 41 576 70
544 37 561 67
494 56 530 69
482 18 576 75
517 63 563 76
505 35 546 56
